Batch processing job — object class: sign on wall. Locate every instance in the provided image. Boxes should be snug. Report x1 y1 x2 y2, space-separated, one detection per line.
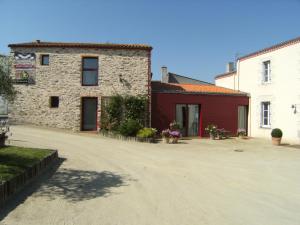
13 52 36 84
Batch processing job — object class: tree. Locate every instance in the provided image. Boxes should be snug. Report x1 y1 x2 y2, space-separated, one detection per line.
0 56 16 102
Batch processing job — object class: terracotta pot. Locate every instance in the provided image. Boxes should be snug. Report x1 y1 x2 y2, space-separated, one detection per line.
272 137 282 146
163 137 170 144
171 137 178 144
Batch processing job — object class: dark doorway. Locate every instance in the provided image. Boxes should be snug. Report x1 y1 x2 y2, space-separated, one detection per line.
176 104 200 136
82 97 98 131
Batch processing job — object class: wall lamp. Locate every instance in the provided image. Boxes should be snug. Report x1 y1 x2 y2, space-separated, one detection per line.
291 104 297 114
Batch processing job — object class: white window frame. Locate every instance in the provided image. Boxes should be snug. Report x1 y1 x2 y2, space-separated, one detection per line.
261 102 271 128
262 60 271 83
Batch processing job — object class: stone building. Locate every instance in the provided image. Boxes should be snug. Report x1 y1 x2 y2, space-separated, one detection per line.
8 41 152 131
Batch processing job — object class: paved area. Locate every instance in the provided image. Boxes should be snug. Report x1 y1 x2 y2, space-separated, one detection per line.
1 125 300 225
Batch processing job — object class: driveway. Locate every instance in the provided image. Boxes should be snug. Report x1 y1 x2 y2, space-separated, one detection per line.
1 125 300 225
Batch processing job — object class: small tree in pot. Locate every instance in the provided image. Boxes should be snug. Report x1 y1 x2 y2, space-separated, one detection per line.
271 128 283 145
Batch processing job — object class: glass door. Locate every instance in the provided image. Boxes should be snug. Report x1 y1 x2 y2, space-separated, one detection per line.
188 105 199 136
238 106 248 133
176 104 200 136
176 104 187 136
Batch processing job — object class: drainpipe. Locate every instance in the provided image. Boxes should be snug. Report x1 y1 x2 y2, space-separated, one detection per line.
248 96 251 137
237 59 240 91
147 50 152 127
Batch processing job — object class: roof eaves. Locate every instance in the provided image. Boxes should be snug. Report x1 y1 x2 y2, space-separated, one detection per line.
8 42 153 51
238 36 300 61
152 90 248 96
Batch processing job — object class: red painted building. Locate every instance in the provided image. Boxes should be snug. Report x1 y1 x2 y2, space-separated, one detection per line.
151 81 249 137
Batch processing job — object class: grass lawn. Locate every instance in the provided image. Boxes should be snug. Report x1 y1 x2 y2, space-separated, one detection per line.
0 146 54 183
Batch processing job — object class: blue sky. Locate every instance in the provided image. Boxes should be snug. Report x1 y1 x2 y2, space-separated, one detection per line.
1 0 300 82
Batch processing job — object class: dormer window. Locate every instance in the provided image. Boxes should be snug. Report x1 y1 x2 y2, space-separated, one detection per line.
263 60 271 83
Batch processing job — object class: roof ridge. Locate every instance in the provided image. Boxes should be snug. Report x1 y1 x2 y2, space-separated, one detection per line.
168 72 214 85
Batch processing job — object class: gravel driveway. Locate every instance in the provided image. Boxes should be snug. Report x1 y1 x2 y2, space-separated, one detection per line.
1 125 300 225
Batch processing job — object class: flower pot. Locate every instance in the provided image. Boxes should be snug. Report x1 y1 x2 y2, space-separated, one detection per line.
163 137 170 144
209 134 215 140
272 137 282 146
171 137 178 144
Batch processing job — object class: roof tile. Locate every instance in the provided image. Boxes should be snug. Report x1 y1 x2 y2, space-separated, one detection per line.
151 81 247 96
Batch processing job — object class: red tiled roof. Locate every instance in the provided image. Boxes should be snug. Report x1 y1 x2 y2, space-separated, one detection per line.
215 71 236 80
238 36 300 61
151 81 247 96
8 41 152 51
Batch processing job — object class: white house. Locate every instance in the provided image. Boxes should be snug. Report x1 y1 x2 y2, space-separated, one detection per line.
215 36 300 143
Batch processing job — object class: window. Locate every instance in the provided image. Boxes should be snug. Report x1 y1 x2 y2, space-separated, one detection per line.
263 60 271 83
50 96 59 108
261 102 270 127
41 55 49 65
82 57 98 86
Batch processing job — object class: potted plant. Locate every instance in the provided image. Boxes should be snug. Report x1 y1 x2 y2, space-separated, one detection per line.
205 124 217 139
271 128 283 145
237 128 247 139
137 127 157 142
161 129 171 143
169 130 181 144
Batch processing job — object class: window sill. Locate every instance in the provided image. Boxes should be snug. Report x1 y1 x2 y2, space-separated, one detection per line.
261 81 272 85
82 84 99 87
260 126 271 129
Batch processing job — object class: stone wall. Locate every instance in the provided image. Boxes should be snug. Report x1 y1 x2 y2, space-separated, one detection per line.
9 47 151 131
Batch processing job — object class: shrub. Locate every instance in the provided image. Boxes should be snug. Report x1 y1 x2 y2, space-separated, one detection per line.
101 95 148 132
105 95 124 131
119 119 142 137
124 95 147 125
271 128 283 138
137 128 157 138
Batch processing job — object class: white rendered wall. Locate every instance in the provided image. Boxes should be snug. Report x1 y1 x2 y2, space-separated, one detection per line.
238 43 300 143
215 74 236 89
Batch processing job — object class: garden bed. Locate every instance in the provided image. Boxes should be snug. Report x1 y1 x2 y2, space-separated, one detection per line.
0 146 58 206
99 131 156 143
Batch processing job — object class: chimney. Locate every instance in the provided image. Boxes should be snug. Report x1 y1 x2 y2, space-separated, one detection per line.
226 62 235 73
161 66 168 83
